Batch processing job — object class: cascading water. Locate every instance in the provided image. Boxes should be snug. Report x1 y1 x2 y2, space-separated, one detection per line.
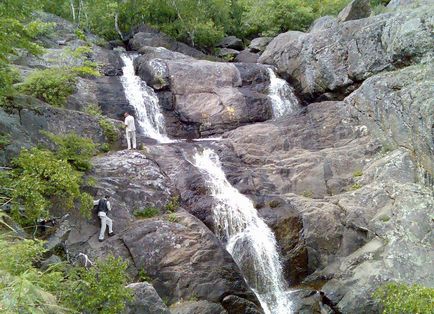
120 53 171 143
193 149 292 314
268 68 300 118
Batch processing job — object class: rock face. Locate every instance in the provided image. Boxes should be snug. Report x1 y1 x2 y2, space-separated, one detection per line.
64 150 263 314
125 282 170 314
259 4 434 101
337 0 371 22
133 47 273 138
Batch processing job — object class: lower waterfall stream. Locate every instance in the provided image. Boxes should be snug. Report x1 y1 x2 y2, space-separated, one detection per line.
193 149 293 314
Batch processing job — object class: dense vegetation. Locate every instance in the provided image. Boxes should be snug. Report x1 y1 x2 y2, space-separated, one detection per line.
41 0 353 49
0 236 133 313
374 282 434 314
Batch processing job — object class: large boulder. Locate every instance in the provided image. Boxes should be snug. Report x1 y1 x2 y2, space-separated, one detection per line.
337 0 371 22
248 37 273 53
170 300 226 314
259 4 434 101
125 282 170 314
234 50 259 64
133 47 273 138
129 27 205 59
217 36 244 50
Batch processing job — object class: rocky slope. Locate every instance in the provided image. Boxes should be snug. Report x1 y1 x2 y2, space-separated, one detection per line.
1 1 433 313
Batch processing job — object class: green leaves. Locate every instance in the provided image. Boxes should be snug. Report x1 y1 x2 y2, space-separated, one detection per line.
20 68 77 107
6 147 93 225
65 255 133 314
373 282 434 314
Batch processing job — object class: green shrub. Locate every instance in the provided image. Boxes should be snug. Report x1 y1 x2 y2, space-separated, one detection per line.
8 147 93 224
133 207 160 218
138 269 152 282
0 132 11 148
165 195 180 213
99 118 119 143
20 68 76 107
75 28 87 41
85 103 103 116
42 131 97 171
65 255 133 314
0 237 66 313
99 143 110 153
373 282 434 314
71 65 101 78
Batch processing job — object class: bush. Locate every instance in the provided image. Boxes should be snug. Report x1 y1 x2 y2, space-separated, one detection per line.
65 255 133 314
85 103 103 116
42 131 97 171
9 148 93 225
0 237 133 314
133 207 160 218
99 118 119 143
20 68 76 107
0 132 11 149
373 282 434 314
0 237 65 313
71 65 101 78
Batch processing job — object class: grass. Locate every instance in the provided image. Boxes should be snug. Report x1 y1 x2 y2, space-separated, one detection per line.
350 183 362 191
353 169 363 177
166 213 179 223
165 195 180 213
302 190 313 198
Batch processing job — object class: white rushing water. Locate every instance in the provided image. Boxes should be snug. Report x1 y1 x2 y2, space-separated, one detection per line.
120 53 171 143
193 149 292 314
268 68 300 118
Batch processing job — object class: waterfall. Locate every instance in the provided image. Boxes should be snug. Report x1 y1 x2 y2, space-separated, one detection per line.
267 68 300 118
193 149 293 314
120 53 171 143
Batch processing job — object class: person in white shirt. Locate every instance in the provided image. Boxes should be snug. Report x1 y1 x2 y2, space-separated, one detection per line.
93 195 114 242
124 112 137 150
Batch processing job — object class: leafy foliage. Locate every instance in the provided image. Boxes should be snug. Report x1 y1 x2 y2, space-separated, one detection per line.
84 103 103 116
4 147 93 225
42 131 97 171
373 282 434 314
65 255 133 314
99 118 119 143
20 68 77 107
0 237 133 314
165 195 180 213
0 132 11 149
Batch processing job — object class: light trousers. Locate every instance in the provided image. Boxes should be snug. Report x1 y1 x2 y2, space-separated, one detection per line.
99 214 113 240
126 130 136 149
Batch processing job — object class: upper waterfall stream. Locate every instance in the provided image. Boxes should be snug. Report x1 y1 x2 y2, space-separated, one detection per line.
193 149 293 314
268 68 300 118
120 53 171 143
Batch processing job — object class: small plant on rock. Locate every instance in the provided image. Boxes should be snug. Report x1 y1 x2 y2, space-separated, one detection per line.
302 190 313 198
166 213 179 223
350 183 362 191
84 103 102 116
353 169 363 177
0 132 11 148
165 195 180 213
133 207 160 219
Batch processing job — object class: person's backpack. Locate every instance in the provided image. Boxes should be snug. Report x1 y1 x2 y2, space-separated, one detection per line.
96 198 109 213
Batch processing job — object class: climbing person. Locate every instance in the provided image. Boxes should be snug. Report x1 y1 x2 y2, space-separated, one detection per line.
93 195 114 242
124 112 137 150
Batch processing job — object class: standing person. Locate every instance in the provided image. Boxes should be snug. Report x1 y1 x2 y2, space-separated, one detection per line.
124 112 136 150
93 195 114 242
